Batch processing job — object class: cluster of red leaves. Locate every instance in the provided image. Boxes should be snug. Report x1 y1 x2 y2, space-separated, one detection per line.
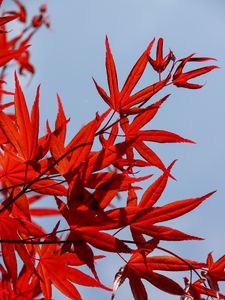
0 0 49 82
0 1 224 300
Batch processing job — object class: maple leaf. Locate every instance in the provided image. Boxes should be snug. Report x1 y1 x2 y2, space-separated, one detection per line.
120 96 194 173
0 208 45 288
56 197 131 255
0 264 41 300
50 99 111 182
112 252 186 299
0 74 40 161
36 244 111 300
129 191 216 242
0 150 67 197
182 277 225 300
200 253 225 297
94 37 168 113
172 54 218 89
148 37 175 75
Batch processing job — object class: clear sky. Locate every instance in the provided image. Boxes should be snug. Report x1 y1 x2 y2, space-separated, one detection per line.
4 0 225 299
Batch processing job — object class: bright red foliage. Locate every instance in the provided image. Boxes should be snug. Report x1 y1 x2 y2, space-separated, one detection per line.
0 1 223 300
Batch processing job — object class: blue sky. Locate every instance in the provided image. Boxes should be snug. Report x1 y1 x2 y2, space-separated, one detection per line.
3 0 225 299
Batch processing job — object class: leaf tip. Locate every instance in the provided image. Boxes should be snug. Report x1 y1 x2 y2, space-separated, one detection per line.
105 35 110 48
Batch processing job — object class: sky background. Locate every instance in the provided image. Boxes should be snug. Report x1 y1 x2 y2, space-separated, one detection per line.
3 0 225 299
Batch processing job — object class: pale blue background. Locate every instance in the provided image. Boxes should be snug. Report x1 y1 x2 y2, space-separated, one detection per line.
3 0 225 299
